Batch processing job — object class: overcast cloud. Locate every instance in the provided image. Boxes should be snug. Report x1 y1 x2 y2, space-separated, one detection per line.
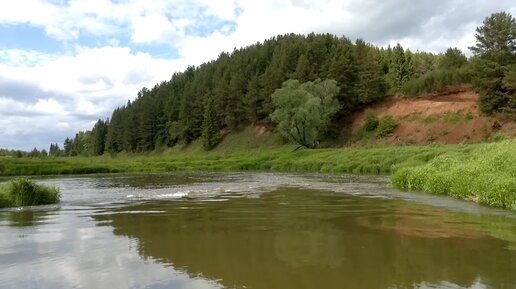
0 0 515 150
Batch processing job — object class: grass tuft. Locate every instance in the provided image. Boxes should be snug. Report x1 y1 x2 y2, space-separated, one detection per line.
0 178 60 208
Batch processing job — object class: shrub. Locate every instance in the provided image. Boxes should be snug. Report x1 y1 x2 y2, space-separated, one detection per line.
362 110 379 132
376 115 396 138
0 178 60 208
490 132 508 142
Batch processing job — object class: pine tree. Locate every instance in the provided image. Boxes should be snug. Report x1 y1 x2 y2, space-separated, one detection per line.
91 119 108 155
470 12 516 114
355 39 387 104
63 138 73 156
49 143 61 157
327 38 358 112
439 48 467 70
245 75 264 122
294 54 311 82
388 43 413 92
201 98 220 150
106 108 124 153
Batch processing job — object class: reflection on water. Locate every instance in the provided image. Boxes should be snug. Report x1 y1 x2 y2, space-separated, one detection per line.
0 209 56 227
0 173 515 289
96 189 516 289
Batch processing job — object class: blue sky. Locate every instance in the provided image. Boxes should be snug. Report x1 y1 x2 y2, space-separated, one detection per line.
0 0 515 150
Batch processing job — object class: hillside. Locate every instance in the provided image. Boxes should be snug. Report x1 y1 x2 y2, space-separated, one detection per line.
43 11 515 156
343 86 516 145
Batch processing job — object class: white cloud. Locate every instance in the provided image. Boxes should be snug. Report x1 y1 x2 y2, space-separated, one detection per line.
131 14 186 44
32 98 65 114
0 46 185 149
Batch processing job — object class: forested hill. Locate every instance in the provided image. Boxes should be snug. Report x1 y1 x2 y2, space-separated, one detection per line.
65 34 468 156
56 11 515 156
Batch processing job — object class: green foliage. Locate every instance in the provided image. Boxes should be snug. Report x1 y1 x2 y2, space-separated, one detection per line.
91 119 108 155
327 38 358 111
490 132 508 142
387 44 414 92
392 140 516 209
355 39 387 104
0 178 60 208
470 12 516 57
376 115 396 138
470 12 516 114
201 98 221 150
362 110 379 132
439 47 468 70
442 112 474 124
270 79 340 148
401 68 472 96
412 52 438 77
49 143 61 157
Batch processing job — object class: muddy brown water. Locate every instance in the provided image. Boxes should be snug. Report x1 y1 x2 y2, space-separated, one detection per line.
0 173 515 289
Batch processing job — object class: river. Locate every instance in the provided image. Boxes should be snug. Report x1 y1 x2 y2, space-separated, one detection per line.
0 172 515 289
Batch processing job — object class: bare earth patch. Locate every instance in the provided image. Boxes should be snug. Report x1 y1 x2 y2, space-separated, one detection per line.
344 86 516 144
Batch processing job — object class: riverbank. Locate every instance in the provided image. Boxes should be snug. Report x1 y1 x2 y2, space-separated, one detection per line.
392 140 516 209
0 143 475 177
1 140 514 210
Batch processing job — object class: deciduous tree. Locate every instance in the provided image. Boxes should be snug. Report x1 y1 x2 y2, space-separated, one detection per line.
270 79 340 149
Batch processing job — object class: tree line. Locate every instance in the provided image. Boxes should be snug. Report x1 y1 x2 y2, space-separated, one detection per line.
53 11 514 156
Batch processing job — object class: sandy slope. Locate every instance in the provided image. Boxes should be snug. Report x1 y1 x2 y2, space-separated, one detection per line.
344 86 516 144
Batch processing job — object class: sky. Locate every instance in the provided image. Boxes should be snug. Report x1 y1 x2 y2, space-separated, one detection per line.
0 0 515 151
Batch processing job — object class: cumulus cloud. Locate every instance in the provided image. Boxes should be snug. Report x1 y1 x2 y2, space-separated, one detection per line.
0 46 183 150
0 0 515 150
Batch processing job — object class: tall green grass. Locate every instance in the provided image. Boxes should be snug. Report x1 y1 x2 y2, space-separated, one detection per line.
0 178 60 208
0 143 475 176
392 140 516 209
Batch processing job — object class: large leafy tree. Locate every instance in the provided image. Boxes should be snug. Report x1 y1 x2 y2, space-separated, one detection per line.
470 12 516 114
270 79 340 149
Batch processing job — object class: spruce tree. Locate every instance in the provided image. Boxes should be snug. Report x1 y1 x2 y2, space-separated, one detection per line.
91 119 108 155
201 98 220 150
355 39 387 104
294 54 312 82
327 39 358 112
388 43 413 92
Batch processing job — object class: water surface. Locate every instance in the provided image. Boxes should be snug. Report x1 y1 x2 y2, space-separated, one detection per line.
0 173 515 289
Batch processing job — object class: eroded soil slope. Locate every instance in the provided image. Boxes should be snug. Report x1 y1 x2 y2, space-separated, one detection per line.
344 86 516 144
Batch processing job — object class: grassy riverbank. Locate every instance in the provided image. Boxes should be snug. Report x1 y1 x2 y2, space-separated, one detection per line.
392 140 516 210
0 178 60 208
0 143 476 176
1 137 515 210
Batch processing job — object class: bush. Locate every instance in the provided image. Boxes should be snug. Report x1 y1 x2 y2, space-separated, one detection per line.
0 178 60 208
376 115 396 138
362 110 379 132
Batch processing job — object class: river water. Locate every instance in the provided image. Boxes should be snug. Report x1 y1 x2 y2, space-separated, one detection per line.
0 173 515 289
